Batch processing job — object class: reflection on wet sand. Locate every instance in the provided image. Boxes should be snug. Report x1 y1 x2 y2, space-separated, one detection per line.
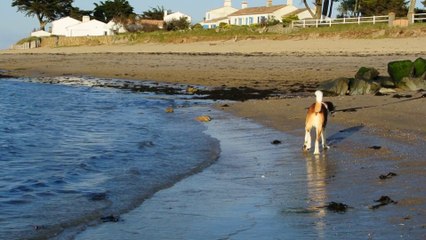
305 153 330 238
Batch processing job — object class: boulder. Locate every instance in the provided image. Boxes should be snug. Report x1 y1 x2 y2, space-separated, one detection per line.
165 107 174 113
413 57 426 78
355 67 379 81
349 78 381 95
396 77 426 91
318 77 350 96
387 60 414 83
378 88 397 94
377 76 395 88
196 115 212 122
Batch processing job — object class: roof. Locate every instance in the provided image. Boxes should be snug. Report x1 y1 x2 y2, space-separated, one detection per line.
229 5 287 16
284 8 309 16
203 16 229 24
52 16 81 24
207 5 238 13
67 19 107 29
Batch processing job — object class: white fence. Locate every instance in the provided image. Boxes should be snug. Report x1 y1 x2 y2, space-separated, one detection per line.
291 15 389 28
292 12 426 28
413 13 426 23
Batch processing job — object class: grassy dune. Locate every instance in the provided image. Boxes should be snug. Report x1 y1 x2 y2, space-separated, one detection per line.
19 23 426 48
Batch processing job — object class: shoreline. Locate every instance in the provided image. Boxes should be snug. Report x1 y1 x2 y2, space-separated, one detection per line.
1 38 425 237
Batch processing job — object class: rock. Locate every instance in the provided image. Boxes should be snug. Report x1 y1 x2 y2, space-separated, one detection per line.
378 87 397 94
318 77 350 96
196 115 212 122
326 202 349 212
387 60 414 83
377 76 395 88
368 146 382 150
165 107 174 113
101 214 120 222
355 67 379 81
379 172 397 180
396 77 426 91
186 87 198 94
370 196 398 210
413 57 426 78
349 78 381 95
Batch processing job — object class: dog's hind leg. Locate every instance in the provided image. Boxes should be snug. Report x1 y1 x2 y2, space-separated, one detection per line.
314 127 322 155
321 128 330 150
303 127 312 151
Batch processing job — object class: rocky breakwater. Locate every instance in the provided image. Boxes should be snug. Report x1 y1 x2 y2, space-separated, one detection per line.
318 57 426 96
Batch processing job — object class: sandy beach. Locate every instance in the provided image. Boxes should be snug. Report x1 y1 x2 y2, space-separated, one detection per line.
1 37 425 238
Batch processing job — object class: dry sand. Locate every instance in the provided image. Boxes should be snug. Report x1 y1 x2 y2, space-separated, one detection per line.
1 37 426 237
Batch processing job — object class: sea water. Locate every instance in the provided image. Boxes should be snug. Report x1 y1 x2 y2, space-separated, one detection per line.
0 78 219 239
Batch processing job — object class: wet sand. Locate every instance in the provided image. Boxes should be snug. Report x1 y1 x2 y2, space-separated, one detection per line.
1 38 425 238
76 109 426 239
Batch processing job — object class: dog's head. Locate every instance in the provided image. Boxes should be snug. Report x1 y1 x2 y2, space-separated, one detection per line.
323 101 336 116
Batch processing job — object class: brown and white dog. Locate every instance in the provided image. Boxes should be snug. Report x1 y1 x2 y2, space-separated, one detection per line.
303 90 335 155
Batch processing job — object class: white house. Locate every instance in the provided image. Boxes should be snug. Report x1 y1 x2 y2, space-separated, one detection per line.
201 0 312 28
107 20 127 34
229 0 311 26
164 11 192 23
201 0 238 29
31 30 51 37
66 19 111 37
51 16 81 36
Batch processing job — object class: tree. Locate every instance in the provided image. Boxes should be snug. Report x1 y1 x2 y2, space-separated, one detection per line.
165 17 190 31
12 0 73 30
337 0 358 16
359 0 408 17
338 0 408 17
423 0 426 7
141 6 165 20
69 7 92 20
93 0 134 23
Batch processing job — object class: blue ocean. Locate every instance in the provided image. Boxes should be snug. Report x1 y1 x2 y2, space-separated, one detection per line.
0 78 219 239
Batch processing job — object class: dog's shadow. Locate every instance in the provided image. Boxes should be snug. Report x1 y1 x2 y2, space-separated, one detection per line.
327 125 364 146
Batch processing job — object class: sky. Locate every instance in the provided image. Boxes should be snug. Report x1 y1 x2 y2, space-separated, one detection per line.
0 0 306 49
0 0 424 50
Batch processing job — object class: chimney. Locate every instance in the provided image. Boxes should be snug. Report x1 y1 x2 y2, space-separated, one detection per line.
266 0 273 7
241 1 248 9
287 0 293 6
224 0 232 7
82 16 90 23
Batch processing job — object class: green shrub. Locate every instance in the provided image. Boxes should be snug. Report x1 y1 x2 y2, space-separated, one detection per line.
282 14 299 27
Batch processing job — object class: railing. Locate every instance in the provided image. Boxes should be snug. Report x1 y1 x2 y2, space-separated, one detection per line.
413 13 426 23
291 15 389 28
